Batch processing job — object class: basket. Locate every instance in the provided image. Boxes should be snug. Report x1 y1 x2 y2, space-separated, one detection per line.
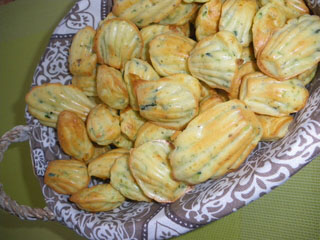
1 0 320 239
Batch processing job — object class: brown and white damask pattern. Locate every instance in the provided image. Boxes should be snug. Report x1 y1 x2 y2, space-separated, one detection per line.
25 0 320 239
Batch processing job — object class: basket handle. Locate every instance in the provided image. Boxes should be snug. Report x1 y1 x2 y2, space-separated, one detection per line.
0 125 55 221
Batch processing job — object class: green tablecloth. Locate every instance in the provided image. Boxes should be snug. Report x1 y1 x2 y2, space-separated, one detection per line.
0 0 319 239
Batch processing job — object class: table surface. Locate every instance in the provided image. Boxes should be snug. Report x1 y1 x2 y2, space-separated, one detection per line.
0 0 319 239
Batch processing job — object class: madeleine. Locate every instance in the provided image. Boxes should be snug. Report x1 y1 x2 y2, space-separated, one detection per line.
88 148 129 180
57 111 94 162
44 160 90 195
129 140 190 203
70 184 125 212
110 153 151 202
219 0 258 47
96 65 129 110
149 33 196 76
170 99 262 185
140 24 187 62
25 83 96 128
257 15 320 80
72 68 97 97
94 18 143 69
123 58 160 111
112 0 182 27
188 31 243 93
68 26 97 76
257 115 293 141
112 134 134 150
134 74 201 130
86 104 121 145
135 122 176 147
195 0 222 41
159 2 199 25
120 108 146 141
239 72 309 116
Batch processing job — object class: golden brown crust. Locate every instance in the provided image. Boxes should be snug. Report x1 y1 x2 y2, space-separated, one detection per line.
57 111 94 162
44 160 90 195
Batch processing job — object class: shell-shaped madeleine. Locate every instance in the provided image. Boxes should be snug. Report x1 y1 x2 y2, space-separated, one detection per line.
134 74 201 130
229 61 259 99
252 3 287 57
88 148 129 180
219 0 258 47
57 111 94 162
25 83 96 128
120 108 146 141
195 0 222 41
169 99 262 185
124 58 160 111
188 31 243 92
44 160 90 195
72 68 97 97
141 24 188 62
68 26 97 76
199 89 225 113
297 64 318 86
258 0 309 19
98 12 117 28
258 15 320 80
110 153 151 202
87 104 121 145
149 33 196 77
94 18 143 69
239 72 309 116
112 134 134 150
96 65 129 110
159 2 199 25
129 140 190 203
112 0 182 27
69 184 125 212
135 122 176 147
257 114 293 141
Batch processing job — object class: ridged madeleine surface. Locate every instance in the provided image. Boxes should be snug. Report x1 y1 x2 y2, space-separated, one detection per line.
96 65 129 110
188 31 243 92
134 74 201 130
135 122 176 147
94 18 143 69
149 33 196 76
68 26 97 76
120 108 146 141
239 72 309 116
257 115 293 141
26 83 96 128
112 0 182 27
110 153 151 202
169 100 262 185
57 111 94 162
123 58 160 111
72 68 97 96
195 0 222 41
87 104 121 145
129 140 190 203
69 184 125 212
44 160 90 195
141 24 187 62
219 0 258 47
88 148 129 180
258 0 309 19
257 15 320 80
229 61 259 99
297 64 318 86
252 3 286 57
159 2 199 25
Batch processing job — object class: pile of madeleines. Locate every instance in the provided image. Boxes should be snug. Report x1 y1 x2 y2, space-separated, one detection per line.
25 0 320 212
